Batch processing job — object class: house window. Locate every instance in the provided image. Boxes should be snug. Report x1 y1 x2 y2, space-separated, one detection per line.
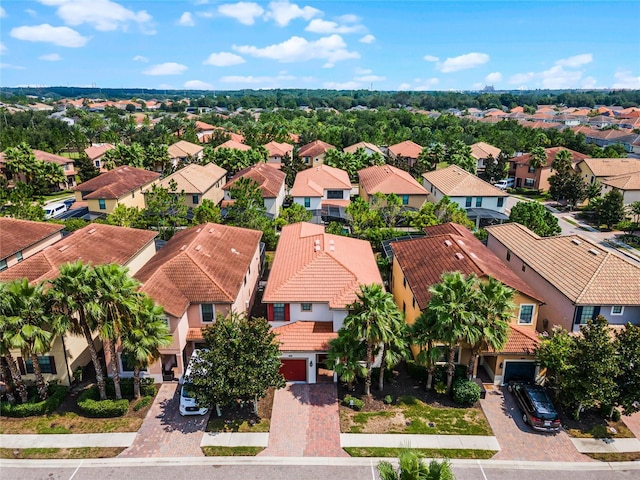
0 259 6 272
403 276 407 288
25 356 55 374
497 197 504 208
304 157 310 164
304 197 310 208
94 160 101 168
575 306 599 324
273 303 286 321
201 304 215 323
611 306 624 316
475 197 483 207
402 194 409 205
119 352 142 373
524 178 535 188
403 301 406 314
528 166 536 174
98 199 106 210
518 305 535 325
465 197 472 208
506 250 511 262
301 303 312 312
327 190 343 199
434 346 460 364
16 251 23 263
522 264 526 272
412 297 416 309
192 195 199 205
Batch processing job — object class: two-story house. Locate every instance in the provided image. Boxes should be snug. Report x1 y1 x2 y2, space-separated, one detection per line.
84 143 115 172
576 157 640 186
470 142 501 174
0 218 64 272
343 142 385 158
290 164 351 222
145 163 227 209
264 141 294 167
298 140 336 167
388 140 423 167
512 147 589 191
358 164 428 210
223 163 286 219
167 140 204 168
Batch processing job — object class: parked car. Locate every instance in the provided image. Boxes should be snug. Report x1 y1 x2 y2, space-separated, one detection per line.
494 178 515 190
179 349 209 416
508 380 561 432
44 202 68 219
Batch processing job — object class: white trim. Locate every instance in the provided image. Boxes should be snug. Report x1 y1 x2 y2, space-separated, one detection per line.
200 303 215 323
517 304 535 325
611 306 624 316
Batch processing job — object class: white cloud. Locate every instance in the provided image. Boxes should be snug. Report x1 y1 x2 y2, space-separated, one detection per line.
336 14 359 23
423 55 439 62
265 1 320 26
556 53 592 68
485 72 502 83
323 81 361 89
10 24 89 47
398 82 411 91
359 34 375 44
1 63 26 70
143 62 188 76
413 78 440 90
509 72 535 85
0 7 6 17
0 42 6 54
612 70 640 89
184 80 213 89
355 67 372 75
39 0 154 33
355 75 385 82
39 53 62 61
132 55 148 62
234 34 359 68
581 76 598 89
437 52 489 73
203 51 245 66
25 9 38 16
305 18 363 34
540 65 582 88
178 12 195 26
217 2 264 25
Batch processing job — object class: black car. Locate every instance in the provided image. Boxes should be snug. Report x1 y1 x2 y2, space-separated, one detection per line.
508 380 561 432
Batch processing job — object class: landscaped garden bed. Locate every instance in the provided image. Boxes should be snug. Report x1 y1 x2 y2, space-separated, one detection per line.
206 387 274 433
559 406 634 440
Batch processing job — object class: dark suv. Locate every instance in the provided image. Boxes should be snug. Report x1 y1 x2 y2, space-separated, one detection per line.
508 380 561 432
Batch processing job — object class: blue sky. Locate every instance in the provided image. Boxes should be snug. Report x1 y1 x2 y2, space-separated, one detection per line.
1 1 639 91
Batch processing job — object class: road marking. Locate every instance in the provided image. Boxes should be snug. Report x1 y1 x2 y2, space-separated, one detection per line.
370 458 376 480
478 459 489 480
68 459 83 480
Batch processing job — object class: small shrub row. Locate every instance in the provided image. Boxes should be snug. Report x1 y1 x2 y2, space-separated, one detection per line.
77 387 129 418
133 395 153 412
105 377 156 397
0 385 68 418
343 395 364 411
452 379 481 406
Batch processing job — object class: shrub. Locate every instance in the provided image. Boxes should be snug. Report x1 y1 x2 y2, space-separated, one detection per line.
406 361 427 380
343 395 364 411
77 387 129 417
105 377 156 397
452 379 481 406
383 395 393 405
0 385 68 418
434 381 447 395
133 395 153 412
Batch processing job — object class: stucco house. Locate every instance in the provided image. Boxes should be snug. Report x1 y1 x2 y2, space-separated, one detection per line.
577 158 640 186
0 149 76 190
167 140 204 167
264 141 294 167
290 164 351 222
358 164 428 209
601 172 640 204
84 143 115 172
223 163 286 219
470 141 501 173
145 163 227 209
298 140 336 167
388 140 423 167
0 218 64 272
262 222 383 383
214 140 252 152
343 142 385 157
511 147 589 191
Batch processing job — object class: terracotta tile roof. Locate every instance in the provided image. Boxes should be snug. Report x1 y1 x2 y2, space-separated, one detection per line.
72 166 160 200
223 163 285 198
298 140 336 158
289 133 301 144
358 165 428 196
152 163 227 194
263 223 383 308
0 150 74 171
343 142 385 156
264 141 293 158
388 140 423 159
84 144 115 160
485 223 640 305
0 218 64 260
195 121 215 131
168 140 204 158
0 224 157 283
274 321 337 352
135 223 262 317
488 325 539 354
470 142 501 160
515 147 589 168
290 165 351 198
579 158 640 177
215 140 252 152
422 165 508 197
186 328 204 342
601 171 640 191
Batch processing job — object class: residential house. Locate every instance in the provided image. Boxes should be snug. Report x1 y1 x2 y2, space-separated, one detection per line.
422 165 509 227
0 218 64 272
214 140 252 152
84 143 115 171
470 142 501 173
601 172 640 204
167 140 204 168
146 163 227 209
262 222 383 383
0 223 157 386
72 166 160 215
0 149 77 190
388 140 423 167
389 222 544 385
194 121 216 142
343 142 385 157
124 223 263 382
486 223 640 332
298 140 336 167
577 158 640 186
264 141 294 167
222 163 286 218
290 164 351 222
358 164 429 209
512 147 589 191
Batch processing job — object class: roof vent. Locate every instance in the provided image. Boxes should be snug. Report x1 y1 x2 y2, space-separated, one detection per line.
588 248 600 256
58 245 69 252
329 245 335 251
329 239 335 245
572 238 582 245
457 239 465 246
87 228 96 234
231 248 239 255
314 239 320 246
455 252 464 260
314 245 321 252
195 245 202 251
180 245 187 251
470 252 478 259
196 228 202 233
209 228 214 233
444 240 453 247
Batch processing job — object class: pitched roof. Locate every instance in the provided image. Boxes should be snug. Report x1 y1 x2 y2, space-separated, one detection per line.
167 140 204 158
215 140 252 151
422 165 508 197
273 321 337 352
84 144 115 160
0 149 73 169
601 171 640 191
485 223 640 305
343 142 385 156
516 147 589 168
390 222 542 310
263 222 383 308
579 158 640 177
195 121 215 131
264 141 293 158
135 223 262 317
389 140 423 159
223 163 286 198
488 325 539 354
358 164 428 196
290 164 351 198
0 224 157 283
152 163 227 194
298 140 336 158
470 142 501 160
0 219 64 260
72 166 160 199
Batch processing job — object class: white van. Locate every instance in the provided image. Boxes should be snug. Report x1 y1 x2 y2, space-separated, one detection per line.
494 178 515 190
44 202 68 219
179 350 209 416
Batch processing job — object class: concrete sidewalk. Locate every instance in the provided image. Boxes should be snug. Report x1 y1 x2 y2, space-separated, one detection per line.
341 433 500 450
0 433 136 448
201 432 269 447
571 437 640 454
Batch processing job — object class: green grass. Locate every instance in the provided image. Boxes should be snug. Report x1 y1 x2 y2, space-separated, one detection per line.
586 452 640 462
201 446 264 456
0 447 124 459
567 422 634 439
0 412 143 434
40 191 73 202
344 447 497 459
206 418 270 433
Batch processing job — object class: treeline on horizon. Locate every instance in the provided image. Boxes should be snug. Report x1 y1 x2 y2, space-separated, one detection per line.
2 87 640 110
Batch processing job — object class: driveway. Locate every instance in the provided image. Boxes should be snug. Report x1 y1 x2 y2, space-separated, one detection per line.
480 384 590 461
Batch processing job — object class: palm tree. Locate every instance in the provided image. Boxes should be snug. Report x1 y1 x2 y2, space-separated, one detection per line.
0 283 29 403
376 309 409 392
411 310 444 390
528 146 547 171
326 329 367 391
378 450 455 480
552 149 573 173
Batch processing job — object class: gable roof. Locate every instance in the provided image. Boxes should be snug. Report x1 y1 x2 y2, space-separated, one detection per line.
358 164 428 196
470 142 501 160
601 171 640 191
273 321 337 352
579 158 640 178
390 222 542 310
215 140 252 151
167 140 203 158
485 223 640 305
264 141 293 158
0 224 157 283
72 166 160 199
489 325 539 354
84 143 115 160
343 142 385 156
516 147 589 168
263 222 383 308
152 163 227 194
389 140 422 159
298 140 336 158
290 164 351 198
135 223 262 317
422 165 508 197
0 218 64 261
223 163 286 198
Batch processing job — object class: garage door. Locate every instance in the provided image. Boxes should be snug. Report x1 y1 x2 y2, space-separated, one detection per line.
503 361 536 384
280 359 307 382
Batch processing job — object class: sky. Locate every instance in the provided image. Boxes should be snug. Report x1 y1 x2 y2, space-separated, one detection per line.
1 0 639 92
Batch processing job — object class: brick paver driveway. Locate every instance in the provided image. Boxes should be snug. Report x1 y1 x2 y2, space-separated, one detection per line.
119 383 208 458
481 384 590 461
259 383 347 457
622 411 640 438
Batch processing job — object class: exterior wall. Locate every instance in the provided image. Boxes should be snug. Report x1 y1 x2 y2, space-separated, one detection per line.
423 186 506 214
406 194 428 209
332 310 348 331
2 230 64 269
229 242 262 315
269 303 331 329
390 258 421 327
538 168 554 192
280 351 318 384
74 191 84 202
202 180 226 206
302 153 326 166
322 188 350 201
123 240 156 276
601 184 640 204
578 163 597 184
588 305 640 326
87 198 118 214
514 163 544 190
293 196 322 211
487 356 540 386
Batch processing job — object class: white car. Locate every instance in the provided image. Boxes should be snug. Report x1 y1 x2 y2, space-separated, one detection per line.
179 350 209 416
44 202 68 219
494 178 515 190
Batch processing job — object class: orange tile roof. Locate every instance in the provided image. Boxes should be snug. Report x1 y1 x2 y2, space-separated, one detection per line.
223 163 286 198
470 142 501 160
186 328 204 342
343 142 385 156
215 140 252 152
73 166 159 200
135 223 262 317
579 158 640 177
264 141 293 158
515 147 589 168
263 223 383 308
358 164 428 196
298 140 336 158
195 121 215 131
488 325 539 354
0 218 64 260
84 144 115 160
290 164 351 197
274 321 337 352
152 163 227 194
388 140 422 159
422 165 507 197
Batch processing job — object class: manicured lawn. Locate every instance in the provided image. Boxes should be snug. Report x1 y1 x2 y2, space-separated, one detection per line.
40 191 73 202
0 412 144 434
340 395 492 436
201 446 264 456
207 418 270 433
0 447 124 459
344 447 496 459
586 452 640 462
566 421 634 439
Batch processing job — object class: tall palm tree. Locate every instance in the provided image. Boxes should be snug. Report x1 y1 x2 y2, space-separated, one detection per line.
552 149 573 173
376 309 409 392
411 309 444 390
0 283 29 403
528 146 547 171
49 262 108 400
378 450 455 480
326 330 367 391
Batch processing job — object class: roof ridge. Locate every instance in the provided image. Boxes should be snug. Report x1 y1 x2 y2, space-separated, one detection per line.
574 252 609 304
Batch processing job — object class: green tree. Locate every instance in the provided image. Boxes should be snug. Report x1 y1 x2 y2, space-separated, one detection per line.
528 147 547 171
0 183 46 221
378 451 455 480
144 179 188 240
326 329 367 391
411 310 443 390
536 325 575 393
75 155 100 182
226 177 268 230
0 282 30 402
585 181 602 206
596 188 625 229
447 140 476 174
277 202 313 226
480 152 509 184
509 201 561 237
614 324 640 415
192 198 222 225
105 204 145 228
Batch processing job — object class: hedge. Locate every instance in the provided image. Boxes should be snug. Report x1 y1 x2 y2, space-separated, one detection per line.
0 385 68 418
133 395 153 412
77 387 129 418
452 379 481 406
343 395 365 411
105 377 156 397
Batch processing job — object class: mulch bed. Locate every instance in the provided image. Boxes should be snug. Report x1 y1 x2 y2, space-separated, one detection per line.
207 387 274 431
